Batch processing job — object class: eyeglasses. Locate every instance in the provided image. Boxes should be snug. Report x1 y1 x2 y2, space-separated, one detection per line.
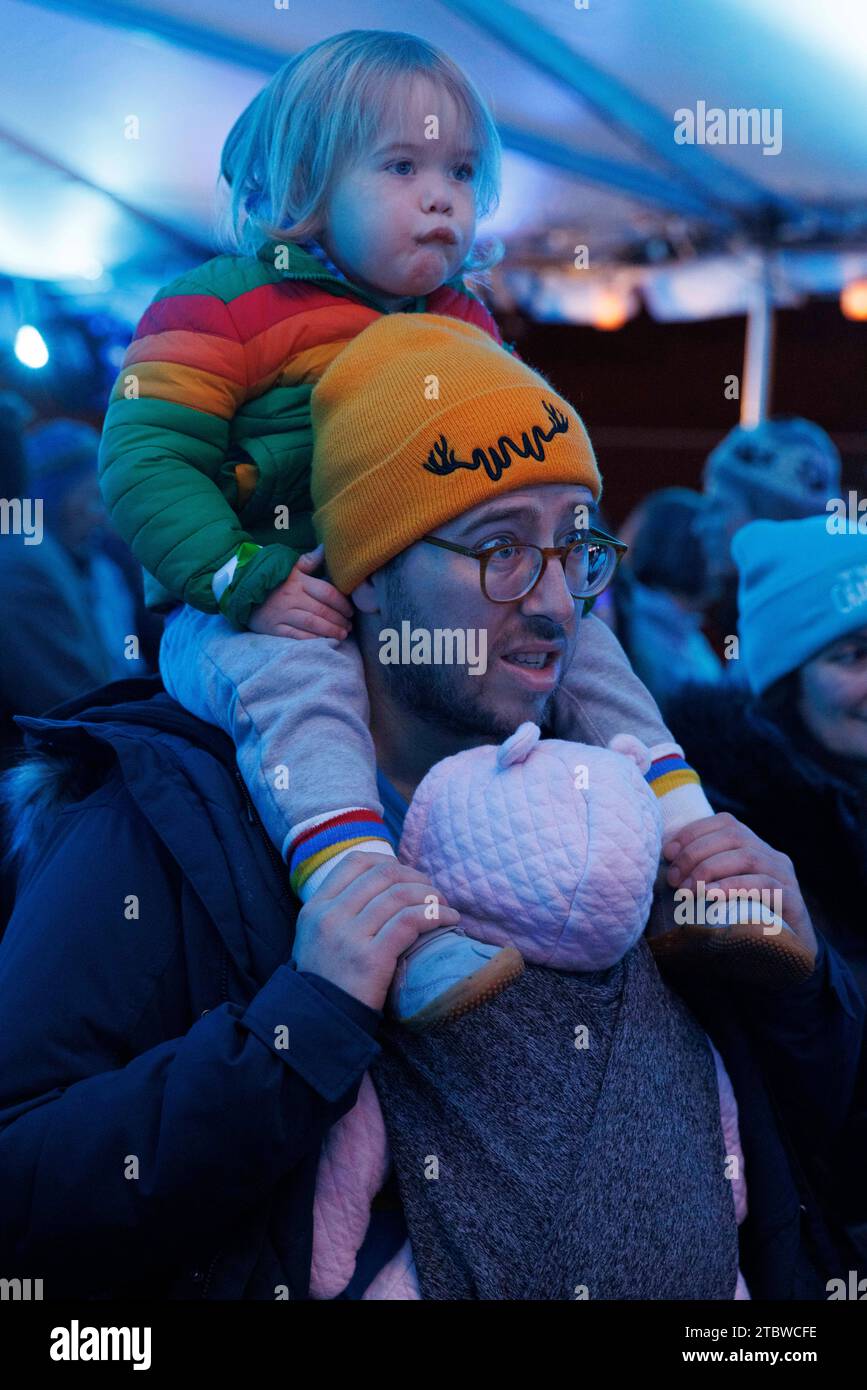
421 528 628 603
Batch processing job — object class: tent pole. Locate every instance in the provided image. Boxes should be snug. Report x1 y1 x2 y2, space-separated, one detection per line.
741 266 776 427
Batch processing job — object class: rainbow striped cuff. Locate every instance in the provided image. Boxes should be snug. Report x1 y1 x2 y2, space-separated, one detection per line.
287 809 392 897
645 752 701 800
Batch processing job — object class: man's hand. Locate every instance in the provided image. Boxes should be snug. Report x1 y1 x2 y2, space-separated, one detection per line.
248 543 354 639
663 811 817 962
291 852 461 1011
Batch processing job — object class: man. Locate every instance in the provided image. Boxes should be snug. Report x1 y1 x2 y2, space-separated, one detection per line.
0 319 862 1300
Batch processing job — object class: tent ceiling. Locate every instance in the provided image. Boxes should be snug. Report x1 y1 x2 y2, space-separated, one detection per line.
1 0 866 322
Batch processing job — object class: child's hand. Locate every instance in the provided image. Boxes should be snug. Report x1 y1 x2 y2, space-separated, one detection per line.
248 543 355 639
663 811 817 960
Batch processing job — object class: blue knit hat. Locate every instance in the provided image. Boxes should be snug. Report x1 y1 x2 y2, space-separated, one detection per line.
733 516 867 694
703 419 841 521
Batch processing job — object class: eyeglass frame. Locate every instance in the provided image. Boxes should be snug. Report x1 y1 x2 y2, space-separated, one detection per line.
420 526 628 605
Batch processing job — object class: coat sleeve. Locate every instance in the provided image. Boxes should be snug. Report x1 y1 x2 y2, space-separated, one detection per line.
0 781 379 1293
97 284 297 622
737 935 865 1144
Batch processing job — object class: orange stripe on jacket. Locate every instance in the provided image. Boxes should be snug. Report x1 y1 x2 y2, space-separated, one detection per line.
122 329 247 388
107 359 246 417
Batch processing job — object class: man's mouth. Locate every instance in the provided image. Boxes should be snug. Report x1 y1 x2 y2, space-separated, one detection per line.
503 652 552 668
499 644 564 689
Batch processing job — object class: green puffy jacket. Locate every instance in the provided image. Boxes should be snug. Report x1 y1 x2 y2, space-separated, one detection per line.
98 240 505 627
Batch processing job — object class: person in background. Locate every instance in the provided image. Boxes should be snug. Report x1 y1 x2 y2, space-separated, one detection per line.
695 417 842 641
0 408 111 748
669 515 867 999
619 488 722 706
0 412 147 931
22 419 150 685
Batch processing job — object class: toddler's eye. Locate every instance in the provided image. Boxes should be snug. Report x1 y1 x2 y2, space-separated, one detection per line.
453 162 475 182
387 159 414 176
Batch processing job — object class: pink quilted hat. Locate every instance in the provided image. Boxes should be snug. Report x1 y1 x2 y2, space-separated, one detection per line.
398 722 663 971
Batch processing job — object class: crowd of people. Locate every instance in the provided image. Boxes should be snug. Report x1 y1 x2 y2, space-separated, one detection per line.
0 28 865 1304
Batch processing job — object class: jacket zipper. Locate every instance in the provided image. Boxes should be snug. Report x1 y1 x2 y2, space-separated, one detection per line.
760 1064 853 1287
234 770 295 905
197 948 230 1301
198 773 297 1299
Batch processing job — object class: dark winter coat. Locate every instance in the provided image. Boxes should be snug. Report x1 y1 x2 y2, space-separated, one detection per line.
668 682 867 1000
0 678 864 1299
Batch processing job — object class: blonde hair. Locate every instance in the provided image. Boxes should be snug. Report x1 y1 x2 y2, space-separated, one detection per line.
217 29 502 272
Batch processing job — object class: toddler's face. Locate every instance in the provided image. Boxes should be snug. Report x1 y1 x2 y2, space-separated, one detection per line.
320 77 478 303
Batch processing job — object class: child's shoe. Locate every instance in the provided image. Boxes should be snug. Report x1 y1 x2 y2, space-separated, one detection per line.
610 735 816 987
649 887 816 988
388 927 524 1031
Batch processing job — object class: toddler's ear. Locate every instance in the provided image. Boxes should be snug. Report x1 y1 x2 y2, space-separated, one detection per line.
608 732 652 775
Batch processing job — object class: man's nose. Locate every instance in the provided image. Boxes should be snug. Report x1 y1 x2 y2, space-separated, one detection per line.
518 555 576 626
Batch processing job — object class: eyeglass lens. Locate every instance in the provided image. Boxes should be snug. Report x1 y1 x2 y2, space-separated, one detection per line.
484 541 616 601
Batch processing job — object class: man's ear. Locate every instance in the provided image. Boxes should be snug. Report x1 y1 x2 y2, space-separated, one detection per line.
352 574 380 615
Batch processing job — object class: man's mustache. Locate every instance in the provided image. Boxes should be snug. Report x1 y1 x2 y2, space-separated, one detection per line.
493 616 570 650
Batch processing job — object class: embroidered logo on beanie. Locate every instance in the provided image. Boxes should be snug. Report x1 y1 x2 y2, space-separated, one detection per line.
831 563 867 616
423 400 570 483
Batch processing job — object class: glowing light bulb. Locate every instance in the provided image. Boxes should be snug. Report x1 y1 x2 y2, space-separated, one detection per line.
841 278 867 321
14 325 49 368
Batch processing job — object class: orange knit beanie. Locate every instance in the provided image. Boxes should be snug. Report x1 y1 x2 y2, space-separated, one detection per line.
310 314 602 594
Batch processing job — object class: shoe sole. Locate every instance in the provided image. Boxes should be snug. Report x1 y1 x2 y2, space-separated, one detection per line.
649 924 815 988
400 947 526 1032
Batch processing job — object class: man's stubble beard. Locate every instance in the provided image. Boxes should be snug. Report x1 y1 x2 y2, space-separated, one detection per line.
379 570 560 740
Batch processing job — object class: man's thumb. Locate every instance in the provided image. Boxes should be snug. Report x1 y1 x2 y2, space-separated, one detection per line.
294 542 325 573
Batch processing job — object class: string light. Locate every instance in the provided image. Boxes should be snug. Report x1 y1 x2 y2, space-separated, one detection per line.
14 324 49 368
841 278 867 321
593 289 630 331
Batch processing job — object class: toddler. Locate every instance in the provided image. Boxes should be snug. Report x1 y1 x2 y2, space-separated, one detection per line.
99 29 717 1028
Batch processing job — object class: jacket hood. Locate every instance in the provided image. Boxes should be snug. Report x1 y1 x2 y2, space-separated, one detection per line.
6 677 280 993
16 674 235 754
